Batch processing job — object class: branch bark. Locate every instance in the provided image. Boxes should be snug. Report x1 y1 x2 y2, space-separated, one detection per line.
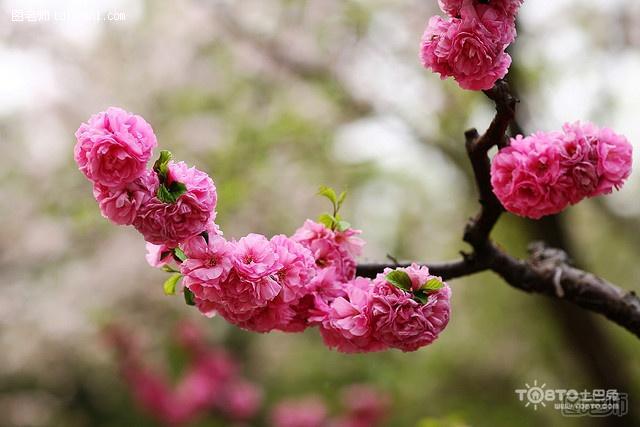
357 80 640 339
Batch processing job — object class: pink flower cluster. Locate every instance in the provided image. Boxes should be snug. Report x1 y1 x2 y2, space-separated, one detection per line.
420 0 523 90
491 121 633 219
271 385 390 427
105 321 262 426
171 220 451 353
75 107 217 247
78 108 452 353
314 264 451 353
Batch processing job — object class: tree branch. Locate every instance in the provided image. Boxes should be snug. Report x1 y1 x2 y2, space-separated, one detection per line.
357 80 640 339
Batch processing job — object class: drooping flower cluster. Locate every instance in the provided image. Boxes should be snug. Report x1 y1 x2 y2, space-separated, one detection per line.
420 0 523 90
490 122 633 219
104 321 262 426
78 108 452 353
75 107 217 247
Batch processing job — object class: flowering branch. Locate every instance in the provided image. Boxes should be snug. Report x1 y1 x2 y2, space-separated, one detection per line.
357 80 640 339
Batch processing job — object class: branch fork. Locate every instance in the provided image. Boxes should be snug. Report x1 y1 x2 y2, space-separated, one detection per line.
357 80 640 339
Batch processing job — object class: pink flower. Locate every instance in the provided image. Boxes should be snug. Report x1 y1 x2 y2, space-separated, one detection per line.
318 277 387 353
271 235 317 302
169 350 237 425
181 234 234 300
271 397 328 427
439 0 523 19
334 228 366 258
122 366 180 425
217 380 263 421
203 273 281 319
492 123 633 219
227 235 317 333
233 233 282 281
93 170 158 226
75 107 157 187
293 220 358 283
491 132 569 219
591 127 632 195
420 11 513 91
133 161 217 246
227 294 296 333
145 242 174 268
340 385 390 427
371 264 451 352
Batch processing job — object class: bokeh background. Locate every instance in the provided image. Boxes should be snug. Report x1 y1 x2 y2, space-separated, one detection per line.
1 0 640 426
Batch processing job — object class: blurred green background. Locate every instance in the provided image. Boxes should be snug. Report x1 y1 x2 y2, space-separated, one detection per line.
1 0 639 426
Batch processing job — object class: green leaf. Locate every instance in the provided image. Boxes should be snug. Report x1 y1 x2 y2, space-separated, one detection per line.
163 273 182 295
337 190 347 210
184 288 196 306
318 213 336 230
173 247 187 262
153 150 173 178
318 185 338 207
386 270 413 292
336 220 351 232
157 184 174 203
162 265 180 273
413 292 429 304
421 278 445 293
157 181 187 204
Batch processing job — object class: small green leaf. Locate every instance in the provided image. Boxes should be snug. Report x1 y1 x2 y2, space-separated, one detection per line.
162 265 180 273
173 247 187 262
184 288 196 306
153 150 173 178
336 220 351 232
386 270 413 292
163 273 182 295
157 181 187 204
157 184 174 203
167 181 187 196
318 185 338 206
413 292 429 304
421 278 445 292
317 213 336 230
337 190 347 210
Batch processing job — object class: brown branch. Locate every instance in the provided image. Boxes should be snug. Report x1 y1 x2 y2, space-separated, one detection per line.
219 12 640 339
356 255 487 281
357 80 640 339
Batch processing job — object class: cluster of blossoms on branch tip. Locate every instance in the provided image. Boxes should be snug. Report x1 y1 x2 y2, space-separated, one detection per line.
75 108 452 353
491 121 633 219
420 0 523 90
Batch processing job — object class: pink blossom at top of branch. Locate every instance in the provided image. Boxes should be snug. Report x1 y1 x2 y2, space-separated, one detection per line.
491 122 633 219
439 0 524 19
75 107 157 187
420 0 518 90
